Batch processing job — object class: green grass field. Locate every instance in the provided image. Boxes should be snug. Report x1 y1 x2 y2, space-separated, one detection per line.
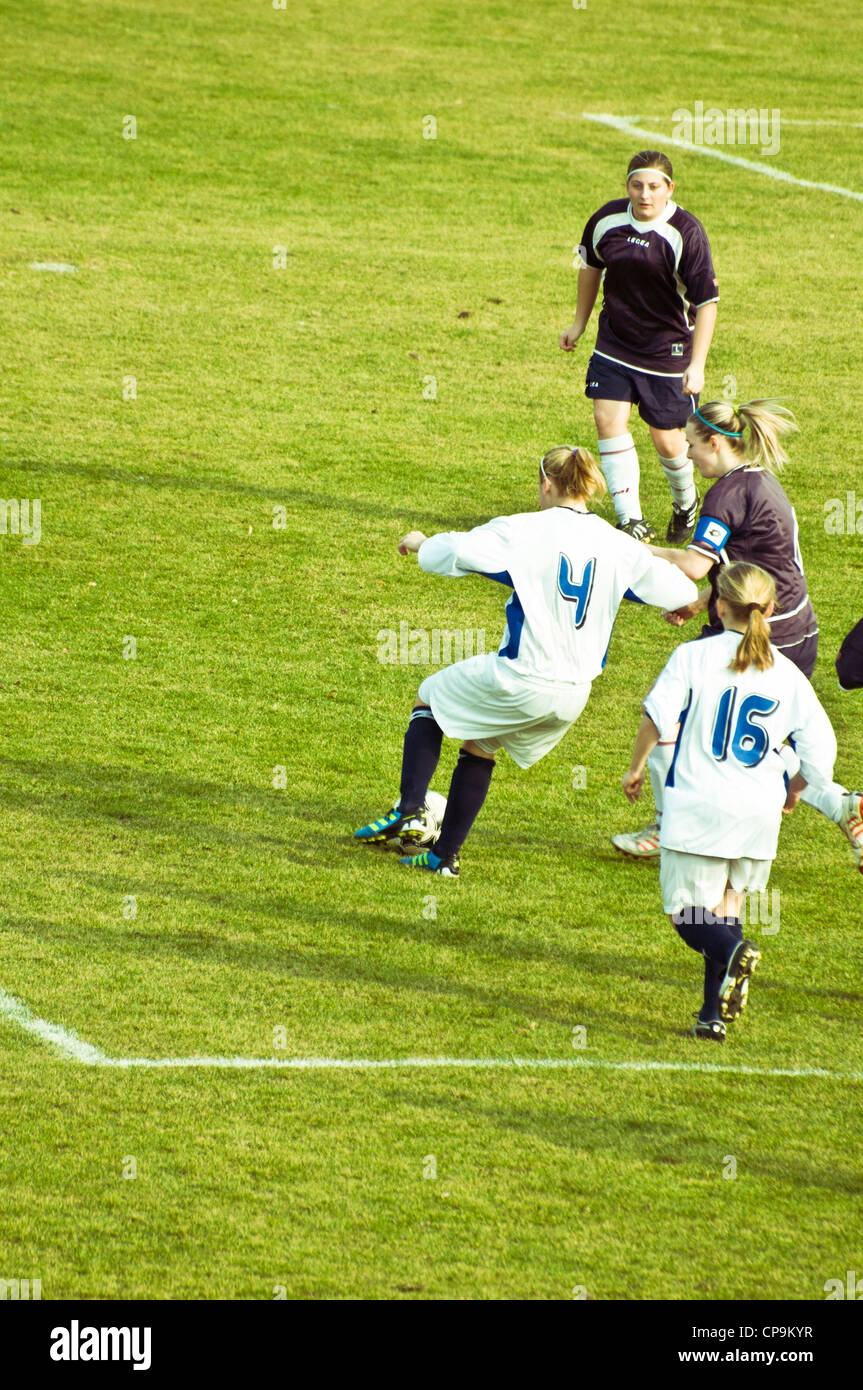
1 0 861 1300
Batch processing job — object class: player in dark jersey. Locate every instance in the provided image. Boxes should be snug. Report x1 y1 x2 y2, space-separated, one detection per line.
611 397 863 874
560 150 719 547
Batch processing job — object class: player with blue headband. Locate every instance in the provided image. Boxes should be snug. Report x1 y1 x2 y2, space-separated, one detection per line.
610 396 863 877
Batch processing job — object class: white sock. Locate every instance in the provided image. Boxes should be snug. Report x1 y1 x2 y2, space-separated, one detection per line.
658 451 696 509
598 433 641 524
800 781 847 823
647 742 675 820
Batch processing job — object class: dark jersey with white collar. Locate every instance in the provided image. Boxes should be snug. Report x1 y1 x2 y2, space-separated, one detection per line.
578 198 718 375
687 465 818 653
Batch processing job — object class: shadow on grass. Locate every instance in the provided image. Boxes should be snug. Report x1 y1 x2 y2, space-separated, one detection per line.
10 458 485 534
381 1081 863 1197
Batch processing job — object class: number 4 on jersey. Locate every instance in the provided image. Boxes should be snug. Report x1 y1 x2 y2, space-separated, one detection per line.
558 554 596 629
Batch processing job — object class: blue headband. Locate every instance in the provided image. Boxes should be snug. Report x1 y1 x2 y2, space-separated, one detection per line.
692 403 743 438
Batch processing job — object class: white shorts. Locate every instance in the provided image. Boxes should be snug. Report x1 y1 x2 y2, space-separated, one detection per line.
660 847 772 916
418 654 591 769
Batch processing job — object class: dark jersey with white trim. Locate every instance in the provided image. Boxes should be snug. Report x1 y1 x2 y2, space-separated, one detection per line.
578 198 718 375
687 466 818 651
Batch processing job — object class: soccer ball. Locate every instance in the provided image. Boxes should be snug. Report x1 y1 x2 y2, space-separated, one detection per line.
403 790 447 847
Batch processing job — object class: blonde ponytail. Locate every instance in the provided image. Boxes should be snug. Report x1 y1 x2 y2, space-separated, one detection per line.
688 399 798 473
540 446 606 502
716 562 777 672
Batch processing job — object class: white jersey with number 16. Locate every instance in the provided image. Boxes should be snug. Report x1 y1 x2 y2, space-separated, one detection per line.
645 630 837 860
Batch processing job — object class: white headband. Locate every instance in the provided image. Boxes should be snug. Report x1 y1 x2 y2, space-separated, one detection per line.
627 168 672 185
540 447 579 479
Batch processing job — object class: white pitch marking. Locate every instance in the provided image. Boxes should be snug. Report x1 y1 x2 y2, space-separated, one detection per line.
575 113 863 203
29 261 78 273
0 988 107 1065
1 990 859 1080
565 115 863 130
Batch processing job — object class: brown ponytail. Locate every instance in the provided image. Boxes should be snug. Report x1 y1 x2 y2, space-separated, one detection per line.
540 446 606 502
716 562 777 672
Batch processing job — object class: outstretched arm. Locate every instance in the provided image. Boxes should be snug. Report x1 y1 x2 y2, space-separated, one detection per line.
648 544 714 582
398 531 427 556
628 553 699 611
663 584 712 627
413 517 514 580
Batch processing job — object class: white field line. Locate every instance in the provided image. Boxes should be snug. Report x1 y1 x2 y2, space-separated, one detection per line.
572 113 863 203
580 115 863 129
1 990 859 1080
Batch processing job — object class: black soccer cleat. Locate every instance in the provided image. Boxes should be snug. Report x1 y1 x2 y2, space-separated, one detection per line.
353 804 422 844
666 499 699 545
616 517 656 544
723 974 750 1022
689 1015 726 1043
718 941 761 1022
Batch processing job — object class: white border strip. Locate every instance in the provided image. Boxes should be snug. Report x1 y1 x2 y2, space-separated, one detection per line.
577 113 863 203
2 990 859 1080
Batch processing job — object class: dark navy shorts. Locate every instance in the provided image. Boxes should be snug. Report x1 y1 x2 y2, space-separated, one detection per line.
699 623 819 681
585 352 696 430
836 616 863 691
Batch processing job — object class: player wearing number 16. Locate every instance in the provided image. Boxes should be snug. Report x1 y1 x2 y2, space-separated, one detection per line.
353 447 698 876
622 562 838 1042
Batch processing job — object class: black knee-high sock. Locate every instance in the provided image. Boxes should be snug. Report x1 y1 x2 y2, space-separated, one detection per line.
701 957 724 1021
700 917 743 1020
434 750 495 859
399 706 443 812
672 907 740 966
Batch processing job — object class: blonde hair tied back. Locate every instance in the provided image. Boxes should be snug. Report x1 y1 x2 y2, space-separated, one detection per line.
540 446 606 502
716 561 777 672
689 398 799 473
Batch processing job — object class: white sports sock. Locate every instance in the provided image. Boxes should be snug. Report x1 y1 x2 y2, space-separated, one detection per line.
647 741 675 819
598 433 640 524
658 451 696 509
800 781 847 823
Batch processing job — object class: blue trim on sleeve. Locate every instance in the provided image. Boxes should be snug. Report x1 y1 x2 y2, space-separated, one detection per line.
498 589 525 660
623 588 646 604
477 570 513 587
665 689 693 789
642 697 662 732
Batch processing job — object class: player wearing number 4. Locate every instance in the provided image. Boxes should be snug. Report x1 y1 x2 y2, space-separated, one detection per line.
353 447 697 875
560 150 719 546
623 563 839 1042
612 398 863 872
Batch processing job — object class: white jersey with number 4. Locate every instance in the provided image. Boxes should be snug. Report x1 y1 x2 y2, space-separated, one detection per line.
645 630 838 860
418 509 698 684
